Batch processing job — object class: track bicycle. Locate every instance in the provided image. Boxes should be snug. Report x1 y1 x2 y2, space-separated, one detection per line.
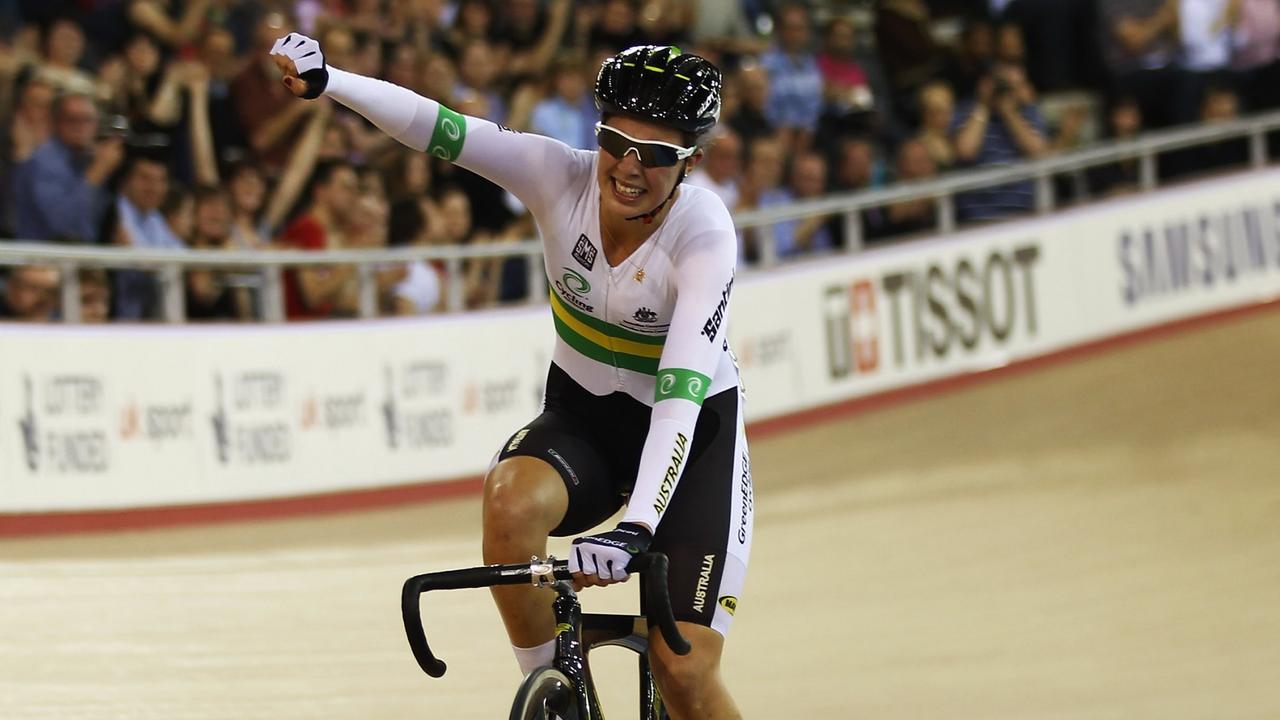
402 552 690 719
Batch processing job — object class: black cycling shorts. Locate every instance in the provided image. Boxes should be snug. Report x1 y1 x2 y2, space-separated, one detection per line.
494 364 752 636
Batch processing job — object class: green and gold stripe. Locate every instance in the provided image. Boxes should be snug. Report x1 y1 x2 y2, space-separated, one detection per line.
548 290 666 375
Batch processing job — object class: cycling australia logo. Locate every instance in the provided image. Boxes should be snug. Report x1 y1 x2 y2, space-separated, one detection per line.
633 307 658 324
572 234 598 271
554 267 595 313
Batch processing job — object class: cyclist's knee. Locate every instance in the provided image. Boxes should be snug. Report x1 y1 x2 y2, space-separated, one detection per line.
649 627 724 701
483 457 567 537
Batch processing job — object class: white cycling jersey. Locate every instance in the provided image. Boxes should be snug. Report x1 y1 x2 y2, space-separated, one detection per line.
324 69 741 533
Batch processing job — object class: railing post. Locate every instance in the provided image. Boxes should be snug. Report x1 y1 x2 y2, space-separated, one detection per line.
59 261 80 324
1250 126 1267 168
1035 173 1054 214
842 208 864 252
357 262 377 318
526 249 544 304
1070 169 1089 203
161 263 184 324
937 193 956 234
445 257 464 312
1139 149 1157 191
261 265 285 322
758 225 779 268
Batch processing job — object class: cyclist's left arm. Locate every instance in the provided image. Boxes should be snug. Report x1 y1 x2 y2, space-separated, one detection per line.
621 228 738 533
570 225 738 581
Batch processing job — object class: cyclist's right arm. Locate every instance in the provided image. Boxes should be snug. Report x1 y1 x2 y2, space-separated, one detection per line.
322 66 579 217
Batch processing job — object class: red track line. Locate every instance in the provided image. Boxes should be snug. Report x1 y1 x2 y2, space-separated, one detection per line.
3 298 1278 538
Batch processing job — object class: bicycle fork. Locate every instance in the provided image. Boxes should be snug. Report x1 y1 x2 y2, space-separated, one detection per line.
550 583 604 720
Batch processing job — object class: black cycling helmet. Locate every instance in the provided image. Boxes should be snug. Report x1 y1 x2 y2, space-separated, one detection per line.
594 45 723 138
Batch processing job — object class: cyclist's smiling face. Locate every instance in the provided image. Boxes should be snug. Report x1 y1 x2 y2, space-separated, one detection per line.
596 116 700 223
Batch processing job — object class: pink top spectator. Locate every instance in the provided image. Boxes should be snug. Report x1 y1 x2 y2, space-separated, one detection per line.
817 54 868 89
1234 0 1280 68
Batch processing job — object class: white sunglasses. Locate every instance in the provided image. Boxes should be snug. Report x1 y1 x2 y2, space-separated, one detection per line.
594 122 697 167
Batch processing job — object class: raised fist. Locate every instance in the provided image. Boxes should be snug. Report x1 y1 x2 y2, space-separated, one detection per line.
269 33 328 99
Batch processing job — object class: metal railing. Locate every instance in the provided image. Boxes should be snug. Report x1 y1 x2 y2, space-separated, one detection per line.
3 109 1278 323
731 109 1280 264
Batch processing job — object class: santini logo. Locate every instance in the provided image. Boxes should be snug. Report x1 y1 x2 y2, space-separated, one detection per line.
700 275 734 342
572 234 598 271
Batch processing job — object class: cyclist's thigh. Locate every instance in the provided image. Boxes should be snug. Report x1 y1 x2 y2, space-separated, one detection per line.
495 410 623 537
649 386 752 638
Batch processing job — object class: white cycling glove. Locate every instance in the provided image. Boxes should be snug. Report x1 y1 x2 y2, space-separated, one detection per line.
568 522 653 582
269 32 329 99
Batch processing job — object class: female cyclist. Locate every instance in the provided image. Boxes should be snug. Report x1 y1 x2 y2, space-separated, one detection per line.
271 34 752 719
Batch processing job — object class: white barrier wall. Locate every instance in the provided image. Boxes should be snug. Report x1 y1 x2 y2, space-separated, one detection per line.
3 169 1279 514
732 168 1280 417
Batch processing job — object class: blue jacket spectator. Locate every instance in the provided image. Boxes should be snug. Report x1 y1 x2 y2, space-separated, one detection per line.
530 56 592 149
112 155 186 319
765 151 837 257
10 94 125 242
760 3 824 151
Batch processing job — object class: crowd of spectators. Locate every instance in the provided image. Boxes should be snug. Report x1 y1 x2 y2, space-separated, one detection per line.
0 0 1277 322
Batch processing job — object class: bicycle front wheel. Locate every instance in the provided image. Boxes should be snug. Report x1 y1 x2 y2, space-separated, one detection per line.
509 666 579 720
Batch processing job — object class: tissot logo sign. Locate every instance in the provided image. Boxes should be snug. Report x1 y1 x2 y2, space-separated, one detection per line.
826 244 1042 377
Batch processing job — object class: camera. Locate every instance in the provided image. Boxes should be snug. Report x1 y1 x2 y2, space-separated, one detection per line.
96 113 171 152
98 113 130 140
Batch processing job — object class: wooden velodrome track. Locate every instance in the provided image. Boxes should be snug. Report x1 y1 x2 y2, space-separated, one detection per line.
3 307 1278 719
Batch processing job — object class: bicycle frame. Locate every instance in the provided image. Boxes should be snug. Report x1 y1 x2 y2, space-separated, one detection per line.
550 578 668 719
